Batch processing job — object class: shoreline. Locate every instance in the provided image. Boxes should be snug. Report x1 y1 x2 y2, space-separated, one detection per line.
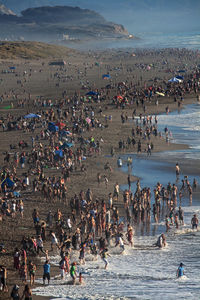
0 47 199 300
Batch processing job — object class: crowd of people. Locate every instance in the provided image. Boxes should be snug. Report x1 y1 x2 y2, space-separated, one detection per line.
0 48 199 298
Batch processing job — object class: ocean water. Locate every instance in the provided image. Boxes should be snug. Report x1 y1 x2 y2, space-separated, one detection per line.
74 31 200 50
33 104 200 299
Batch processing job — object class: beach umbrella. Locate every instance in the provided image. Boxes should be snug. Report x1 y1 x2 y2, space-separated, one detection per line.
48 122 59 132
24 113 41 119
178 70 186 73
86 117 91 124
86 91 98 96
156 92 165 96
175 75 184 80
102 74 111 79
55 150 63 158
60 142 74 149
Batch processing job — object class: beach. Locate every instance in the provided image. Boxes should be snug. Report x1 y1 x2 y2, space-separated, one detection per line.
0 46 200 300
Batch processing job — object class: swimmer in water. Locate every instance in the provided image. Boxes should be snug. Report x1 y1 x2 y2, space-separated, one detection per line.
177 263 184 278
156 233 166 248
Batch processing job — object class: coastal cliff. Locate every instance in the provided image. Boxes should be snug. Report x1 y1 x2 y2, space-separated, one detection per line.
0 5 131 43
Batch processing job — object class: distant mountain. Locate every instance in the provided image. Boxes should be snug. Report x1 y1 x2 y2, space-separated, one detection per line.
1 0 199 32
0 5 129 43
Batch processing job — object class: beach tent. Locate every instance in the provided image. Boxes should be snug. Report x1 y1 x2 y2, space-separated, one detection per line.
55 122 65 130
102 74 111 79
60 130 72 137
55 150 64 158
1 177 15 189
48 122 59 132
168 77 182 83
175 75 184 80
24 113 41 119
86 91 98 96
9 66 16 70
59 142 74 149
178 70 186 73
49 60 66 66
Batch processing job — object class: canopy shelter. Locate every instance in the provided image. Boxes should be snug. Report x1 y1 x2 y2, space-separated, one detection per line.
24 113 41 119
49 60 66 66
48 122 59 132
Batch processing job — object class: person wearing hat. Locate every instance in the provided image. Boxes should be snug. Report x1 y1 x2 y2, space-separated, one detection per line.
177 263 184 278
11 284 20 300
191 214 199 229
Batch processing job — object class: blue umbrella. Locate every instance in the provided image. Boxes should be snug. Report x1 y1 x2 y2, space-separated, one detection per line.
24 113 41 119
175 75 184 80
86 91 98 96
102 74 111 79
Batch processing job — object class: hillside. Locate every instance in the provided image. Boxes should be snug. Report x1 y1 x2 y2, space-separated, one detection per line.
0 41 74 59
0 5 129 43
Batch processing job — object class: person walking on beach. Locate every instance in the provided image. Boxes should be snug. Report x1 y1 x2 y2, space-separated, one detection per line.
177 263 184 278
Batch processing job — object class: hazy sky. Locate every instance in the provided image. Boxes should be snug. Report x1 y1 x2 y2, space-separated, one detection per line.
2 0 200 33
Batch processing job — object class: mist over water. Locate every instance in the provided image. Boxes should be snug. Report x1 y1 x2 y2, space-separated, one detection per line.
68 31 200 51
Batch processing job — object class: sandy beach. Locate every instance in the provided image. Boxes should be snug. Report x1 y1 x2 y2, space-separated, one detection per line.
0 46 200 300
